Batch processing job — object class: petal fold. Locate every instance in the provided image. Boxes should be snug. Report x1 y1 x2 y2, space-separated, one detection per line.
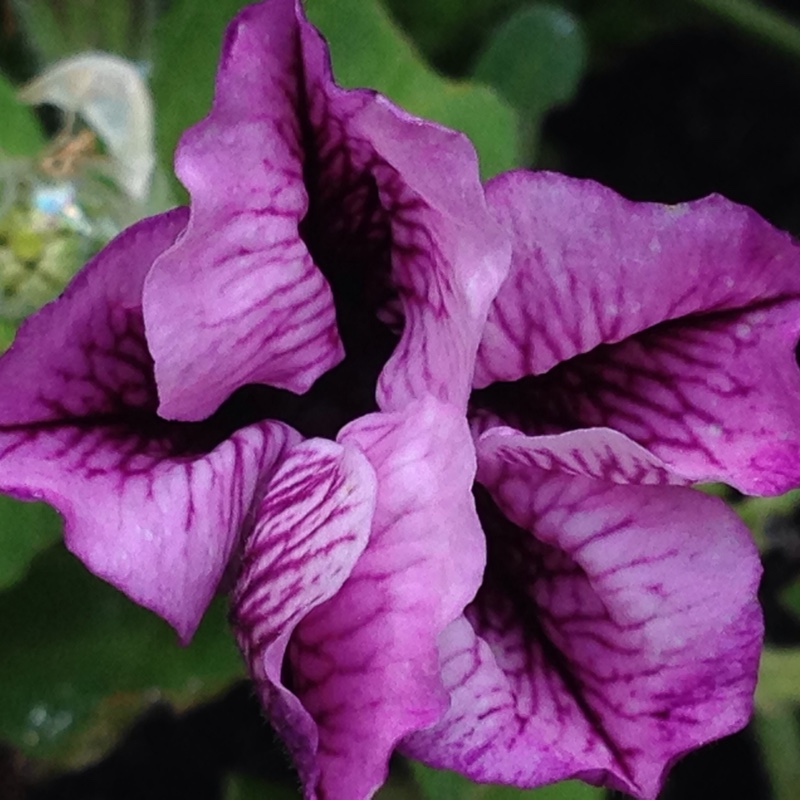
478 426 688 487
0 211 298 641
475 171 800 493
351 98 510 410
404 435 762 799
267 399 485 799
230 437 377 793
145 0 509 421
144 0 344 419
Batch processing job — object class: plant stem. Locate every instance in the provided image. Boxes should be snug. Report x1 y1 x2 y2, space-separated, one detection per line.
691 0 800 61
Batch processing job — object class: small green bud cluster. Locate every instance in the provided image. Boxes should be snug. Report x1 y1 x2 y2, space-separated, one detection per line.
0 168 121 319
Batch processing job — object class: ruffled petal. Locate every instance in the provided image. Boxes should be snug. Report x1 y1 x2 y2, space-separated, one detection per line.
144 0 344 419
353 99 510 411
266 399 485 799
145 0 508 421
404 433 762 799
477 426 688 487
230 438 377 793
0 212 298 641
473 170 800 493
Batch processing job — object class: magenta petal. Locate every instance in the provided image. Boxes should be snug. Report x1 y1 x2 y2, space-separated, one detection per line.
268 399 485 799
145 0 509 421
230 438 377 793
351 101 510 411
477 426 689 487
475 170 800 493
0 212 299 641
144 0 344 420
404 439 762 799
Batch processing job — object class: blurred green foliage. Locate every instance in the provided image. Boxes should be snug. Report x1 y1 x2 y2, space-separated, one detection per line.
0 496 60 590
472 4 586 161
385 0 524 75
383 0 697 75
0 545 243 762
150 0 245 196
224 773 300 800
13 0 156 61
0 72 44 155
755 706 800 800
411 762 604 800
473 5 586 115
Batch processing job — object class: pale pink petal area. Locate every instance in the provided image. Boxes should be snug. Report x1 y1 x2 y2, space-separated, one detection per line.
230 438 377 794
473 170 800 494
0 211 298 642
477 426 689 487
146 0 509 422
273 399 485 799
404 435 762 799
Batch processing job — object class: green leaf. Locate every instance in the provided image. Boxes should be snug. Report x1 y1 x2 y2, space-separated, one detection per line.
9 1 67 63
14 0 153 62
780 578 800 618
474 5 586 116
0 73 44 157
472 4 586 161
225 774 299 800
0 496 61 591
0 544 244 760
755 708 800 800
0 318 18 351
306 0 519 178
756 648 800 710
731 488 800 548
411 761 473 799
383 0 524 74
410 761 603 800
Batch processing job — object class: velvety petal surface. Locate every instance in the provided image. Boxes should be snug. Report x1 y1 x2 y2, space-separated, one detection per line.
254 399 485 799
404 432 762 799
145 0 509 421
0 211 297 641
473 170 800 493
230 438 377 795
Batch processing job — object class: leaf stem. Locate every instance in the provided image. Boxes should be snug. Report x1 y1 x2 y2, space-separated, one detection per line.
690 0 800 61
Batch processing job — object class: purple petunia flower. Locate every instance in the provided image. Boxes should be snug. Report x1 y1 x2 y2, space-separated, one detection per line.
403 172 800 797
0 3 797 800
0 0 506 797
